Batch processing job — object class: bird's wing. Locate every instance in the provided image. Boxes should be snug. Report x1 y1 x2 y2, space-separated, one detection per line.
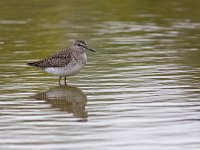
28 49 72 68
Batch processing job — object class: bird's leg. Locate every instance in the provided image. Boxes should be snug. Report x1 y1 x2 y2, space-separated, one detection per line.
59 76 62 86
64 77 67 86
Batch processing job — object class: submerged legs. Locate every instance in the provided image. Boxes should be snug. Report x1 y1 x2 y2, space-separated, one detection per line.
58 76 67 86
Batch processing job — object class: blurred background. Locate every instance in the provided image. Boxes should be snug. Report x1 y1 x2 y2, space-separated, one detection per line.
0 0 200 150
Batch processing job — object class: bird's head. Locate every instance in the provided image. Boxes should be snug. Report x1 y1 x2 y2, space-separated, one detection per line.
73 39 95 53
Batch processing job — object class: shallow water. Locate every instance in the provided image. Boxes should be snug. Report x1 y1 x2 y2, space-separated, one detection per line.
0 0 200 149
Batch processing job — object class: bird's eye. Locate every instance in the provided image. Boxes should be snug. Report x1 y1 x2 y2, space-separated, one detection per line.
78 44 83 47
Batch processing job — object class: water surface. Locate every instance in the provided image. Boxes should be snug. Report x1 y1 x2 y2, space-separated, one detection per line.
0 0 200 150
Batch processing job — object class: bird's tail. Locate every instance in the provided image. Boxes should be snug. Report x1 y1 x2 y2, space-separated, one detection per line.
27 62 36 66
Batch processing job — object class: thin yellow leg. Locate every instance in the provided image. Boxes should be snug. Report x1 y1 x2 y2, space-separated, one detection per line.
59 76 62 86
64 77 67 86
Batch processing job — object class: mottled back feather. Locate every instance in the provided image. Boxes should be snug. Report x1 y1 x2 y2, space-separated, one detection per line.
28 49 72 68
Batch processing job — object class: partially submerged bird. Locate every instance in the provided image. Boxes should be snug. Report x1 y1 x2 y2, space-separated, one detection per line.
27 39 95 85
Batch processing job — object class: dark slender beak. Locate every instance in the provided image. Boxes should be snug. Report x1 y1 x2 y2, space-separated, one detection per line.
84 46 95 52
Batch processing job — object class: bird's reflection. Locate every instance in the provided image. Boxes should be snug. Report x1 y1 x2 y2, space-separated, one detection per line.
32 85 88 121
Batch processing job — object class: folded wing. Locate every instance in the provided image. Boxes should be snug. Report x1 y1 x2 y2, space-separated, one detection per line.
27 49 72 68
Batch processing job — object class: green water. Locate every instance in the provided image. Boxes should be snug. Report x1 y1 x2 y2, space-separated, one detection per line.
0 0 200 149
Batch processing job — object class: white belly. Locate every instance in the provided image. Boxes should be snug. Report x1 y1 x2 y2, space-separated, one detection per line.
44 63 85 76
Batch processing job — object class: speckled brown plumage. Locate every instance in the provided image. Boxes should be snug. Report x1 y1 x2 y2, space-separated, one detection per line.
27 49 72 68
